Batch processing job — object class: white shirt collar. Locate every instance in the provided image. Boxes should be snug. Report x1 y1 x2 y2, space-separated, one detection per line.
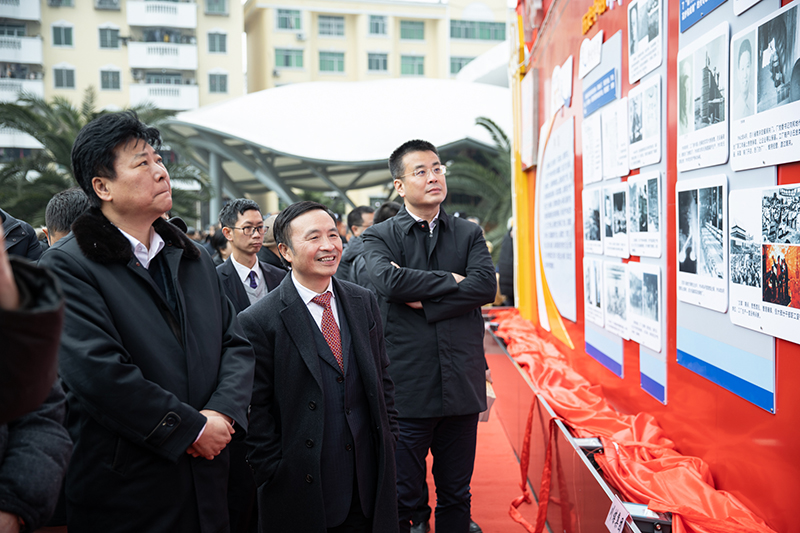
231 255 262 284
406 207 440 230
118 226 165 270
291 271 334 305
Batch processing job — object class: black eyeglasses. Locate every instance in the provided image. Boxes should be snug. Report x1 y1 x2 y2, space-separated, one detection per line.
230 226 265 236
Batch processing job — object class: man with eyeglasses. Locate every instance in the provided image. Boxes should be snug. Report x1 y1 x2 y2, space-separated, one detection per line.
216 198 286 533
336 205 374 283
362 140 496 533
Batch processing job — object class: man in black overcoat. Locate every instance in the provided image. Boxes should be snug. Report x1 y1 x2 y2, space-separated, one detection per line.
361 140 497 533
238 201 399 533
39 112 254 533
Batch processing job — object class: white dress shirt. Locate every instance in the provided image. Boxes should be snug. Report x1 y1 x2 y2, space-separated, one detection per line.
118 227 165 269
291 272 340 330
231 255 265 288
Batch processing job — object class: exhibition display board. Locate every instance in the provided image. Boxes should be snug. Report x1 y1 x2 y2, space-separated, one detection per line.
511 0 800 530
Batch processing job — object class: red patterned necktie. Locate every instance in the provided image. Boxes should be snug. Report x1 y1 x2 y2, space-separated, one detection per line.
311 291 343 373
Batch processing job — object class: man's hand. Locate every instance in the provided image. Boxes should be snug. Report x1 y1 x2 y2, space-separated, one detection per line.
452 272 465 283
187 410 234 460
0 510 21 533
0 232 20 311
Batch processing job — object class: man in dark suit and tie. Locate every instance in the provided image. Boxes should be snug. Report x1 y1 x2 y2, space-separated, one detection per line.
215 199 286 532
238 201 399 533
217 199 286 315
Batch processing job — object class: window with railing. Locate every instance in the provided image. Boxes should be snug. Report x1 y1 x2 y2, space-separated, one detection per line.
206 0 227 15
95 0 121 10
54 68 75 88
319 51 344 73
367 53 387 72
318 16 344 37
53 25 73 47
450 56 475 74
146 73 182 84
208 32 226 53
275 48 303 68
400 20 424 40
48 0 74 6
449 20 505 41
277 9 301 30
369 15 386 36
0 25 25 37
400 55 424 76
101 70 120 90
209 73 227 93
99 28 120 49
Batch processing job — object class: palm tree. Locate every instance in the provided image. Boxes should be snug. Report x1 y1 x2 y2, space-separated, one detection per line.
0 87 207 226
444 117 512 261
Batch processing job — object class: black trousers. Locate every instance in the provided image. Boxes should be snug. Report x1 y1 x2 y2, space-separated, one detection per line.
396 414 479 533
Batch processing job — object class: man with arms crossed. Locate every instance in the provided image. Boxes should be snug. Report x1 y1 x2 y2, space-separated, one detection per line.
239 201 398 533
362 140 496 533
39 111 254 533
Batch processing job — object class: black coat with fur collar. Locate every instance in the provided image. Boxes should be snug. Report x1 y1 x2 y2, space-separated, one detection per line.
39 208 255 533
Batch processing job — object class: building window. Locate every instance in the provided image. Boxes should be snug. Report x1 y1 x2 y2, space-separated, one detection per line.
146 73 182 84
400 20 424 40
0 25 25 37
52 25 73 47
99 28 119 49
206 0 227 15
318 16 344 37
368 53 387 72
54 67 75 88
319 51 344 73
450 20 505 41
401 55 424 76
275 48 303 68
209 73 227 93
208 32 227 53
277 9 301 30
48 0 74 6
369 15 387 35
101 70 120 90
450 56 474 74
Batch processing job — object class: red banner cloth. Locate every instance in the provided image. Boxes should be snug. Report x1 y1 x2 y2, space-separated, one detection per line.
491 309 776 533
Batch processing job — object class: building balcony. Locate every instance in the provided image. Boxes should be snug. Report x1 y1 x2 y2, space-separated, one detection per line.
127 1 197 29
0 0 41 21
0 127 42 150
129 83 199 111
0 36 43 65
128 42 197 70
0 78 44 103
95 0 121 10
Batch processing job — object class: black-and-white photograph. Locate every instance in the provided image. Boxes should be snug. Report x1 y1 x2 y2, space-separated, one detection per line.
629 2 639 56
629 268 643 315
756 7 798 113
733 33 756 120
731 234 761 288
693 35 727 130
585 259 602 309
604 190 614 238
628 0 662 83
647 176 659 231
642 272 659 321
583 188 602 242
698 186 724 278
645 0 660 41
630 94 643 143
613 191 627 235
606 264 627 321
644 83 659 139
762 187 800 244
679 56 693 136
678 189 699 274
629 179 649 232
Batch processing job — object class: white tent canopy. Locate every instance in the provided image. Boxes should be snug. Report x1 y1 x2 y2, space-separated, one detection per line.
164 78 511 210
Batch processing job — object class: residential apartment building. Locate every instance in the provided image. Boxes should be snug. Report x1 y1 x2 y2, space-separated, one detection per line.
0 0 244 161
244 0 511 91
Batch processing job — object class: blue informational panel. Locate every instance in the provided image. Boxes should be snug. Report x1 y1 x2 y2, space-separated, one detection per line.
680 0 728 33
640 346 666 402
583 69 618 117
585 323 624 377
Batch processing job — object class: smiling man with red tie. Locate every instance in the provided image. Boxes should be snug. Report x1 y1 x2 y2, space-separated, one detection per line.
238 201 399 533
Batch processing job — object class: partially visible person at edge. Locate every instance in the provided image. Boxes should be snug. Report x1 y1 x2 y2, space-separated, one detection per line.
336 205 374 282
2 207 42 260
38 111 255 533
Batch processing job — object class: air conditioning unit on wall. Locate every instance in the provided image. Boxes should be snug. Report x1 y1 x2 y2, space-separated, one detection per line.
296 32 306 41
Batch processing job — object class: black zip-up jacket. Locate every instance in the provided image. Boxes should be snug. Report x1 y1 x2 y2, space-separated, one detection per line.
1 208 42 260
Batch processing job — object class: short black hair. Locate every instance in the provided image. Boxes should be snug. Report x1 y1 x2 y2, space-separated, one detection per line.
274 201 335 266
210 231 229 254
373 201 401 224
219 198 262 228
388 140 439 180
71 111 162 208
738 38 752 66
45 187 90 236
347 205 374 232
